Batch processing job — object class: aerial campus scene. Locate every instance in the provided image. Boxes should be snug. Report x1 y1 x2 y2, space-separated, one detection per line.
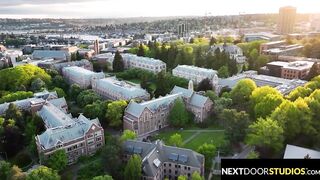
0 0 320 180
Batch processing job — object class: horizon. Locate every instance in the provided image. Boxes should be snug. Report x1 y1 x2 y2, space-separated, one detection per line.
0 0 319 19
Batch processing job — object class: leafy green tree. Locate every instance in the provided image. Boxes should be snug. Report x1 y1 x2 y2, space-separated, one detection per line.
247 151 260 159
286 86 312 101
154 71 170 97
5 103 23 128
120 130 137 142
255 55 269 70
168 133 183 147
137 44 145 57
218 66 229 78
112 51 124 72
230 79 256 105
31 78 46 92
191 171 203 180
205 90 218 102
46 149 67 172
228 59 238 76
52 87 66 98
168 98 190 127
77 90 101 107
253 94 284 119
52 75 68 91
0 161 12 180
248 49 259 70
69 84 82 100
245 118 284 154
8 165 26 180
214 97 233 115
178 175 188 180
26 166 60 180
92 175 113 180
197 143 216 170
106 100 127 128
83 101 108 121
0 91 33 104
219 109 250 143
124 154 142 180
209 37 217 46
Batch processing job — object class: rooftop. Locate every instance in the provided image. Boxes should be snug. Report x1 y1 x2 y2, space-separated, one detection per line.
284 144 320 159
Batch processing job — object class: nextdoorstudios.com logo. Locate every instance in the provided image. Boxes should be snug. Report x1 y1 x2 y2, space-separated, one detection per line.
221 159 320 179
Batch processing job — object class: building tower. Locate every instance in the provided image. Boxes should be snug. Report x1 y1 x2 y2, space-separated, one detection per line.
94 39 100 55
188 80 194 91
277 6 297 35
212 74 219 93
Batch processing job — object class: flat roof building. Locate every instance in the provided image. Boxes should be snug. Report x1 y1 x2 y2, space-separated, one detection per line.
172 65 218 84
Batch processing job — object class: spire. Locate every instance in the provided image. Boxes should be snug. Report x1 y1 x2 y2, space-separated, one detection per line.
188 80 194 91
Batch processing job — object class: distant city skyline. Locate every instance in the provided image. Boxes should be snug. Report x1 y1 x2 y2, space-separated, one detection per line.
0 0 319 18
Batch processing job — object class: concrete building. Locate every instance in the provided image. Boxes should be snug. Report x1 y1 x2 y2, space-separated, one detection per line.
123 140 205 180
244 33 281 42
210 44 246 64
92 77 150 101
218 70 307 95
62 66 105 88
172 65 218 84
278 6 297 35
36 101 104 164
262 61 314 79
32 50 70 61
123 86 212 137
38 59 93 73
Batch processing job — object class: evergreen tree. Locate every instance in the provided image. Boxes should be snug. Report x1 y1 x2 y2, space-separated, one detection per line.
228 59 238 76
154 71 170 97
197 78 212 91
168 98 190 127
112 51 124 72
124 155 142 180
209 37 217 46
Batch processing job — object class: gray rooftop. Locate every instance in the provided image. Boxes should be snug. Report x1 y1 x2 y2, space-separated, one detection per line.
173 65 217 78
124 140 204 177
171 86 210 108
284 144 320 159
32 50 67 60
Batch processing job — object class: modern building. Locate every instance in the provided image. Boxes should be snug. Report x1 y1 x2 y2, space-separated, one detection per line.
283 144 320 159
62 66 105 88
244 33 281 42
32 50 69 61
123 86 212 137
35 101 104 164
278 6 297 35
123 140 205 180
178 23 189 37
261 44 303 57
172 65 218 84
259 41 286 54
262 61 314 79
218 70 307 95
210 44 246 64
92 77 150 101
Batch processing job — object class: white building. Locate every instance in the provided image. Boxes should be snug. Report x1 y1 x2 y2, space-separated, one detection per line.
62 66 105 88
92 77 150 101
172 65 218 84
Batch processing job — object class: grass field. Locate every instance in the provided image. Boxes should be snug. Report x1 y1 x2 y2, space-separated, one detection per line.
154 129 226 151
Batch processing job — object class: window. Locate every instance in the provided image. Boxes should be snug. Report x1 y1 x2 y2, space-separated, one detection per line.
175 170 177 175
169 163 171 167
67 147 72 152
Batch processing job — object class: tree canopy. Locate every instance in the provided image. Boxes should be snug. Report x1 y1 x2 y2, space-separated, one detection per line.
113 51 124 72
168 133 183 147
230 79 256 105
46 149 68 172
168 98 191 127
26 166 60 180
197 143 216 170
120 130 137 142
124 154 142 180
106 100 127 128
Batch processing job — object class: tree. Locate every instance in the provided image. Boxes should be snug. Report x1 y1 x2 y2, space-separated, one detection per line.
178 175 188 180
228 59 238 76
248 49 259 70
52 75 68 91
0 91 33 104
219 109 250 143
168 133 183 147
306 62 319 81
245 118 284 154
191 171 203 180
92 175 113 180
106 100 127 128
53 87 66 98
112 51 124 72
247 151 260 159
197 78 212 91
209 37 217 46
205 90 218 102
137 44 145 57
0 161 12 180
124 154 142 180
120 130 137 142
46 149 67 172
168 98 190 127
5 103 23 126
31 78 46 92
218 66 229 78
230 79 256 105
77 90 101 107
214 97 233 115
8 165 26 180
76 51 82 60
197 143 216 170
154 71 170 97
69 84 82 100
26 166 60 180
286 86 312 101
1 125 24 157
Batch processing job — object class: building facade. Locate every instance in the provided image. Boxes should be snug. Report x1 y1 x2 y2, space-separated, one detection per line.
172 65 218 84
123 86 212 137
92 77 150 101
123 140 205 180
62 66 105 88
263 61 314 79
35 101 104 164
278 6 296 35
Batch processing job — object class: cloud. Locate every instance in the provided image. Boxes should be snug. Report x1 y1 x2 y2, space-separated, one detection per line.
0 0 95 6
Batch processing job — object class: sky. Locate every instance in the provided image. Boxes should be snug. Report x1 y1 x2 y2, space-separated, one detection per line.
0 0 319 18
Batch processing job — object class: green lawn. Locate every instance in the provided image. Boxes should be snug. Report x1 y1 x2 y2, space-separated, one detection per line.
184 132 226 151
154 129 227 151
126 79 141 84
